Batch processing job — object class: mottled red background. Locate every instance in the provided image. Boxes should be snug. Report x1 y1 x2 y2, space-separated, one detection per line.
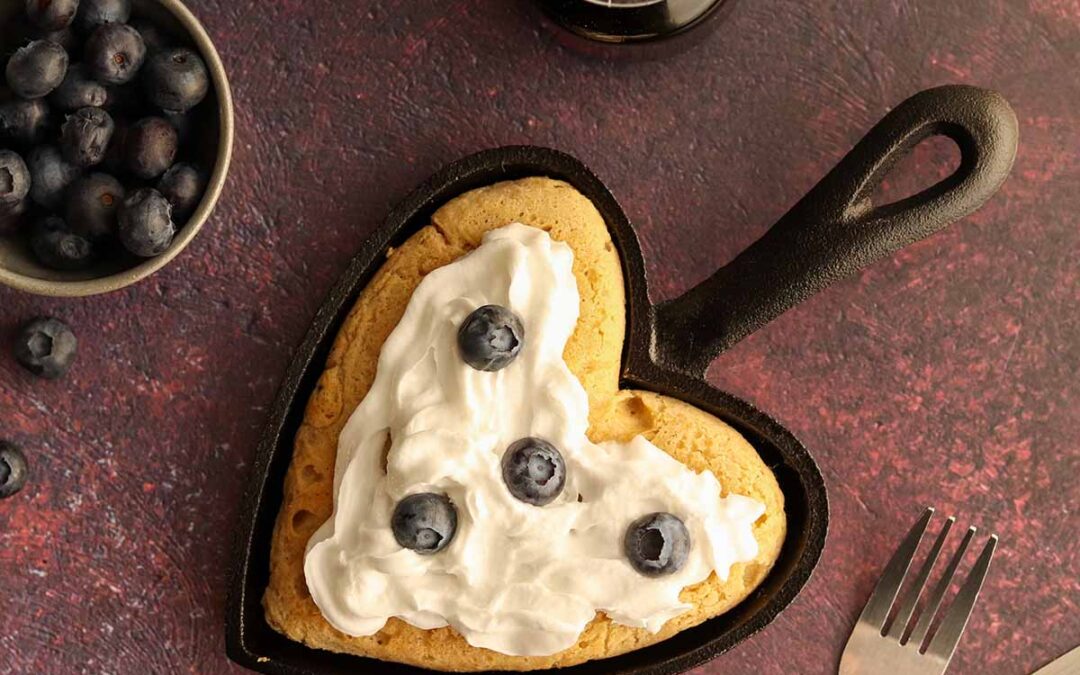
1 1 1077 673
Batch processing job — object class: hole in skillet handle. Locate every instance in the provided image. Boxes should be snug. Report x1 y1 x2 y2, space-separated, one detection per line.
871 136 962 208
651 84 1019 378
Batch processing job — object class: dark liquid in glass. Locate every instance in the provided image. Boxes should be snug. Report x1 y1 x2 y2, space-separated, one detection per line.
536 0 735 48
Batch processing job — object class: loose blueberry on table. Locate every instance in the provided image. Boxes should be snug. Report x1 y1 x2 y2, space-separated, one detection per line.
0 441 29 499
457 304 525 371
391 493 458 554
502 437 567 506
14 317 77 380
624 512 691 577
0 0 211 268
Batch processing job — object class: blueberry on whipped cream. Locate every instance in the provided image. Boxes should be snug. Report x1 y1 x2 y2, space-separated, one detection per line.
391 493 457 554
457 304 523 371
502 437 566 506
624 513 691 577
304 224 766 656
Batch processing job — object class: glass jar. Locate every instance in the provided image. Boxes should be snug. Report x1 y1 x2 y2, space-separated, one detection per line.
535 0 737 57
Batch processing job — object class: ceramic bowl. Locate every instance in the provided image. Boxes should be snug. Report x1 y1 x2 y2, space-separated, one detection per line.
0 0 233 297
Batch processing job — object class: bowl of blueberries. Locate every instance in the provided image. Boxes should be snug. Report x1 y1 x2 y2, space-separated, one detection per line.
0 0 232 296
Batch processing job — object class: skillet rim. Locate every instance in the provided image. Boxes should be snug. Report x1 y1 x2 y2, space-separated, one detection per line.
225 144 829 675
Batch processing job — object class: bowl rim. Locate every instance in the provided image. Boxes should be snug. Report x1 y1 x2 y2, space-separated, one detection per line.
0 0 234 297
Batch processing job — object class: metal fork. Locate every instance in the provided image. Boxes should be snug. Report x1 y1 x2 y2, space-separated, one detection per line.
839 507 998 675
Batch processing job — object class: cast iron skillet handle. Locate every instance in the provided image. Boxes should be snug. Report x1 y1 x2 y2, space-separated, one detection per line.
651 84 1019 378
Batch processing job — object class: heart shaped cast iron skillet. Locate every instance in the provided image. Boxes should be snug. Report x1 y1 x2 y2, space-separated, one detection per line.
226 85 1017 675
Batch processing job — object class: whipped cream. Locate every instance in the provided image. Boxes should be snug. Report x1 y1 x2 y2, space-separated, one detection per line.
305 223 765 656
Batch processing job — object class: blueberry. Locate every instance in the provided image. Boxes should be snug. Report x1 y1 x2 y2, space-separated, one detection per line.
74 0 130 35
391 493 457 554
0 150 31 205
0 441 29 499
163 109 192 144
118 187 173 257
26 0 79 31
85 23 145 85
157 162 203 221
66 171 123 239
501 438 566 506
124 115 175 178
0 198 30 237
26 145 80 209
5 39 68 99
60 106 114 167
130 18 168 54
0 96 50 144
14 317 77 379
143 47 208 113
0 97 50 146
457 305 524 371
30 215 95 270
624 513 691 577
50 64 109 110
41 27 79 52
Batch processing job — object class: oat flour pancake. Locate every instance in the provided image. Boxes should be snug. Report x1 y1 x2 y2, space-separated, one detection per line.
263 177 786 671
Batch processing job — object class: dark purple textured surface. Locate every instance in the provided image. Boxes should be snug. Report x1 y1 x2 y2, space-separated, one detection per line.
0 1 1077 673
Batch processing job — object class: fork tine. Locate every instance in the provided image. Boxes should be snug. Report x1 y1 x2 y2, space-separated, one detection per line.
923 535 997 660
885 516 955 641
859 507 935 630
908 525 976 647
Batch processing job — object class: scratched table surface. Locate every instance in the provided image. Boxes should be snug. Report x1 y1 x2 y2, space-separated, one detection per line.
1 1 1078 673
